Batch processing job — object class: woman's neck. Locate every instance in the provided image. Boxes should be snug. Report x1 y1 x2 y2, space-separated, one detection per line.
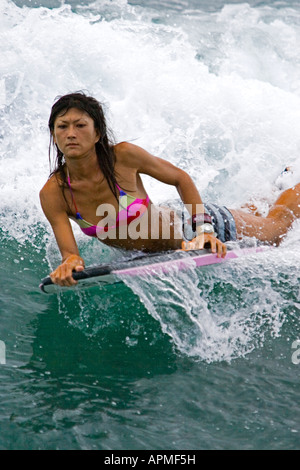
65 151 100 181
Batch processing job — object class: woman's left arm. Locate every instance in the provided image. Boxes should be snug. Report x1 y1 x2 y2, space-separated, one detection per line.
116 143 227 257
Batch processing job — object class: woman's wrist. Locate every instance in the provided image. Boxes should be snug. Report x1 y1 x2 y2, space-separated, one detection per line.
191 212 212 227
62 254 84 266
196 223 217 237
191 212 217 237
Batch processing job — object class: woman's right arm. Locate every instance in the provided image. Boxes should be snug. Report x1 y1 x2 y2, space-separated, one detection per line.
40 179 85 286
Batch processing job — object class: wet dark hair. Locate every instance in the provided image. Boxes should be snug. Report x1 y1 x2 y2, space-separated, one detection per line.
48 91 118 200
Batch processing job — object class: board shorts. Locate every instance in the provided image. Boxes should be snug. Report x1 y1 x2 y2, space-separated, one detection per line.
149 202 237 244
204 203 237 243
182 203 237 243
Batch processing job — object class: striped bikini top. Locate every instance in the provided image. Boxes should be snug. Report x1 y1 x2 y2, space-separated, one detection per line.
66 171 150 237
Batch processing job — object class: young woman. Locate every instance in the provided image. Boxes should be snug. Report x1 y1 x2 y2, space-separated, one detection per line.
40 92 300 286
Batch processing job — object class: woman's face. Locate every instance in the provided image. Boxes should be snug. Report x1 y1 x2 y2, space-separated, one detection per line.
53 107 100 159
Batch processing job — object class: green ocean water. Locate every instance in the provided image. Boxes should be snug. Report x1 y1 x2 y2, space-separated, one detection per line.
1 227 300 450
1 0 300 450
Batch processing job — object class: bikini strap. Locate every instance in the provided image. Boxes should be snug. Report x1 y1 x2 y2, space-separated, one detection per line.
115 182 127 197
66 168 82 219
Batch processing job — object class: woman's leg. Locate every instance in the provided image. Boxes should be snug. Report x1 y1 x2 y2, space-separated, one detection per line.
230 183 300 245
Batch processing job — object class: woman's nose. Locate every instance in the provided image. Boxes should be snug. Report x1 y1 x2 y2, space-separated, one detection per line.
67 125 77 138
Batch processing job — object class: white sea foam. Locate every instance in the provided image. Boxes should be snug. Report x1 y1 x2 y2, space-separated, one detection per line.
119 248 292 362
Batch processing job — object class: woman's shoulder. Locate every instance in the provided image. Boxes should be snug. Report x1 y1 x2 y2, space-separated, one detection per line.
39 172 67 209
114 141 137 156
40 172 61 194
113 141 146 166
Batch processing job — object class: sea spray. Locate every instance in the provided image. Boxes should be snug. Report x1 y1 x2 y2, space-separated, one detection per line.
118 250 288 362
